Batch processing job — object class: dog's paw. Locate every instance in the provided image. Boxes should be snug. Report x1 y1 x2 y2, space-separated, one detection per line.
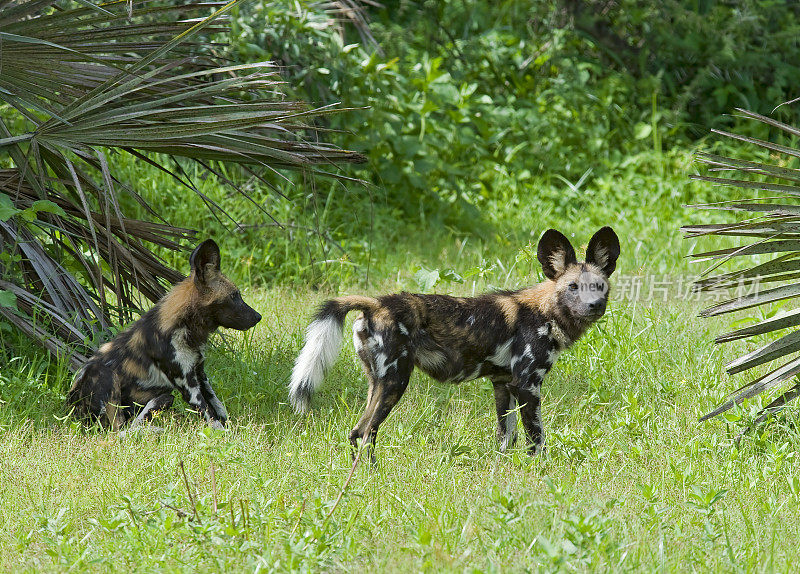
527 439 546 457
208 419 227 431
529 445 546 457
499 431 518 453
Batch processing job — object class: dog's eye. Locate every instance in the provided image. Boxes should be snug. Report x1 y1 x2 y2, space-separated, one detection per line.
568 282 578 291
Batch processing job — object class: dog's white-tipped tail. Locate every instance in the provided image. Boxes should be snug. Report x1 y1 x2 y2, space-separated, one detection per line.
289 315 344 413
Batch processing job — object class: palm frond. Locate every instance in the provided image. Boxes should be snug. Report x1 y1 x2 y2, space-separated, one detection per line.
684 107 800 430
0 0 366 368
313 0 383 52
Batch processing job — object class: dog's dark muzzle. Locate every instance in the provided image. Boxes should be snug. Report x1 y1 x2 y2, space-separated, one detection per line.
219 299 262 331
245 308 262 329
586 300 606 317
235 307 262 331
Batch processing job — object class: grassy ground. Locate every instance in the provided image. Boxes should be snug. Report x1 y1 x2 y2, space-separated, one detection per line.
3 148 800 572
3 288 800 572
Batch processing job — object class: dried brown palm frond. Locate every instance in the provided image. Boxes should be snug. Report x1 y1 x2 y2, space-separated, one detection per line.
314 0 383 51
0 0 366 369
684 107 800 437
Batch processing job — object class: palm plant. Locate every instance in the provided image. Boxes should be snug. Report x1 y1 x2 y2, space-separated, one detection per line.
684 108 800 436
0 0 366 369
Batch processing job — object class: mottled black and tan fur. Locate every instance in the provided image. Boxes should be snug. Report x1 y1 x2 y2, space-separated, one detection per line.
289 227 620 456
68 240 261 431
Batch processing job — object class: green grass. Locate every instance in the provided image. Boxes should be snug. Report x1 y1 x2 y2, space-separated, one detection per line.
3 273 800 571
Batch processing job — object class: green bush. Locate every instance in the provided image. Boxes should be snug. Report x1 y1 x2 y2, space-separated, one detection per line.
226 1 669 228
564 0 800 132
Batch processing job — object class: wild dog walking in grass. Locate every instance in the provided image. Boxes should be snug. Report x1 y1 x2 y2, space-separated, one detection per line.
68 239 261 431
290 227 620 456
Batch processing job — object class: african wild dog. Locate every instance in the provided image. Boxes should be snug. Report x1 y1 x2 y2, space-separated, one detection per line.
289 227 619 456
68 239 261 431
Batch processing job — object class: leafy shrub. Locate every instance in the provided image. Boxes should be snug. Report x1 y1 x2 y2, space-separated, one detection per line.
565 0 800 132
227 1 668 229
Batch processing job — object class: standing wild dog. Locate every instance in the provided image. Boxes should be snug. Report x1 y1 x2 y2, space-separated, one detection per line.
289 227 619 456
68 239 261 431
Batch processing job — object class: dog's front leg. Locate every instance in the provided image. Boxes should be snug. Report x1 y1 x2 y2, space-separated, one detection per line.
177 370 225 430
509 385 544 455
197 364 229 425
508 346 546 455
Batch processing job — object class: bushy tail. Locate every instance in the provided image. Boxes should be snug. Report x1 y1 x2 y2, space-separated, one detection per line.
289 296 379 413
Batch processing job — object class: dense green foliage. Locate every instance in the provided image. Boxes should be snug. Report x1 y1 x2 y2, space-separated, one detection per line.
567 0 800 132
228 0 800 212
230 1 668 220
6 1 800 294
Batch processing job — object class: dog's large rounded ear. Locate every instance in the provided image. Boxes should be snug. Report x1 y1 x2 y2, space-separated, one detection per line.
586 226 620 277
190 239 221 284
537 229 577 280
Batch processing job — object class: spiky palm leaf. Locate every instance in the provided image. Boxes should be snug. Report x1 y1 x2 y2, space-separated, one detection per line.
684 108 800 433
0 0 365 369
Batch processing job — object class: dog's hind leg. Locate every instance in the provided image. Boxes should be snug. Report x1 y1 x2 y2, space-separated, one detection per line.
349 372 380 452
124 393 175 436
350 374 413 464
104 375 127 431
492 376 518 452
349 326 414 462
349 316 381 454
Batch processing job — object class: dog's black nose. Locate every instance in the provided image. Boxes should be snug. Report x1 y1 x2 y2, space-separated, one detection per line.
588 300 604 312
